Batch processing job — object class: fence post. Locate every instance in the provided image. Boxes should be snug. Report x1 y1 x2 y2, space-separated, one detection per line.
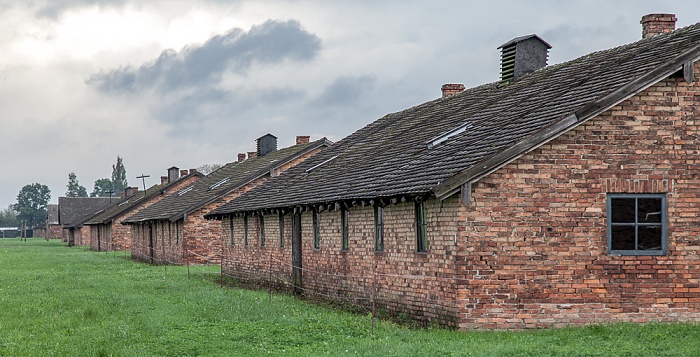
187 261 190 279
372 265 376 336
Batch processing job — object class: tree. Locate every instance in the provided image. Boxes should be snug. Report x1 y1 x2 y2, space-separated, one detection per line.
111 155 128 194
196 163 222 175
91 178 114 197
0 205 18 227
65 172 88 197
14 183 51 228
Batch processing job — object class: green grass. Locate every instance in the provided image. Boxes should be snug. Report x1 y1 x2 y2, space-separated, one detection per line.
1 239 699 356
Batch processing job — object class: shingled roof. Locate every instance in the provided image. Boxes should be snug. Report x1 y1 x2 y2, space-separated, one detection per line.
122 138 331 224
206 22 700 217
83 171 203 226
59 197 114 228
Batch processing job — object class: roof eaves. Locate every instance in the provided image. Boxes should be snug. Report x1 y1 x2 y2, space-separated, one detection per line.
432 43 700 201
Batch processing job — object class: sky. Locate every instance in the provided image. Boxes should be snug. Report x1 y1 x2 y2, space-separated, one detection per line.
1 0 699 209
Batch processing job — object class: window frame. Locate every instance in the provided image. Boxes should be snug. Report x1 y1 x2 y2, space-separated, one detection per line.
313 209 320 250
259 215 265 247
606 193 667 256
229 216 234 246
415 201 428 253
243 215 249 247
374 205 384 252
341 207 349 252
279 213 285 248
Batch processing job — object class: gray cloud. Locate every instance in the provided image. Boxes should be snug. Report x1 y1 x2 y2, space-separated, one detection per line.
311 75 376 107
86 19 322 93
34 0 129 18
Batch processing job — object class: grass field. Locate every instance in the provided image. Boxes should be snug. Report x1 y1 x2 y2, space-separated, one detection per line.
1 238 699 356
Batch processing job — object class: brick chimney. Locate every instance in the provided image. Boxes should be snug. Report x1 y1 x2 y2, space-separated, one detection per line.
167 166 179 183
180 169 188 177
641 13 676 38
441 84 465 98
247 152 257 159
498 34 551 82
237 153 246 162
132 187 138 194
161 176 168 184
296 136 310 145
124 187 134 197
189 168 197 174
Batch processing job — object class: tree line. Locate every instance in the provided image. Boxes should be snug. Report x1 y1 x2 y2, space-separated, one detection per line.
3 156 129 229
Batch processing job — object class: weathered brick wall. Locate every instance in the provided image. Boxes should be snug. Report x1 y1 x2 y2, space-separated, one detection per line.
131 221 184 264
222 214 293 289
457 72 700 329
223 199 461 326
88 175 202 253
48 225 62 239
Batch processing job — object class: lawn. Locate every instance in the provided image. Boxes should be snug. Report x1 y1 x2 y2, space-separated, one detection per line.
0 238 699 356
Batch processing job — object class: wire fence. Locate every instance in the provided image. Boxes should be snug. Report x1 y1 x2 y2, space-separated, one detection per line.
103 239 460 331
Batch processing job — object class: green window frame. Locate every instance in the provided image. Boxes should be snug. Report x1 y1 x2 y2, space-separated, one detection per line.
259 215 266 247
374 206 384 252
415 201 428 252
244 215 249 247
607 193 666 256
341 207 349 251
313 209 320 250
279 213 285 248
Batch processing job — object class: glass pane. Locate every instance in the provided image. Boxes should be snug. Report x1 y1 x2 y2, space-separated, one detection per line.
611 198 636 223
611 225 635 250
638 226 662 250
638 198 662 223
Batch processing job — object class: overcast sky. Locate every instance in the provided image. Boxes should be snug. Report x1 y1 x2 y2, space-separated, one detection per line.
1 0 699 209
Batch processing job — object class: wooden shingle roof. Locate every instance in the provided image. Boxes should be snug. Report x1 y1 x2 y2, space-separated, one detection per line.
206 23 700 217
122 138 331 224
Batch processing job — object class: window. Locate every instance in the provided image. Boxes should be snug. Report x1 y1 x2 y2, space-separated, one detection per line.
607 194 666 255
374 206 384 252
244 215 249 247
229 217 234 246
259 216 266 247
341 207 349 251
279 213 285 248
313 209 320 250
415 201 428 252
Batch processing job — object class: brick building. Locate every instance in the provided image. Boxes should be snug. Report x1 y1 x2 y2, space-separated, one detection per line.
59 197 114 246
122 135 331 265
206 14 700 329
83 168 202 252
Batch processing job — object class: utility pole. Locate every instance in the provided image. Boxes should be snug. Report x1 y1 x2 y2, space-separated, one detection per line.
137 174 150 195
106 189 115 203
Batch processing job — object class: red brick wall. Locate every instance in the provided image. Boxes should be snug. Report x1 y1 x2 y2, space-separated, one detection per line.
86 173 201 253
457 70 700 329
223 198 461 326
48 225 62 239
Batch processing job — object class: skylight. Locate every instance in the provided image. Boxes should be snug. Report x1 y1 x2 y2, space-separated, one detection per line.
178 186 194 196
209 177 230 190
426 123 472 148
305 155 338 173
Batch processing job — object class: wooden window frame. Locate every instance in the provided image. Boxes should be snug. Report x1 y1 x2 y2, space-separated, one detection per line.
415 201 428 253
374 205 384 252
607 193 667 256
341 207 349 251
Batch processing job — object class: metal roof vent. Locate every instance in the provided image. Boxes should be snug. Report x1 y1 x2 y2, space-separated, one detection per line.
498 34 551 83
256 133 278 157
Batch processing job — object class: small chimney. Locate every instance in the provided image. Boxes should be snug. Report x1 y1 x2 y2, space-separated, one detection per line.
498 34 551 82
189 168 197 174
120 191 126 198
441 84 465 98
256 134 278 157
161 176 168 184
641 13 676 38
132 187 138 193
296 136 310 145
247 152 257 159
180 169 188 177
167 166 179 183
238 153 246 162
124 187 133 197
